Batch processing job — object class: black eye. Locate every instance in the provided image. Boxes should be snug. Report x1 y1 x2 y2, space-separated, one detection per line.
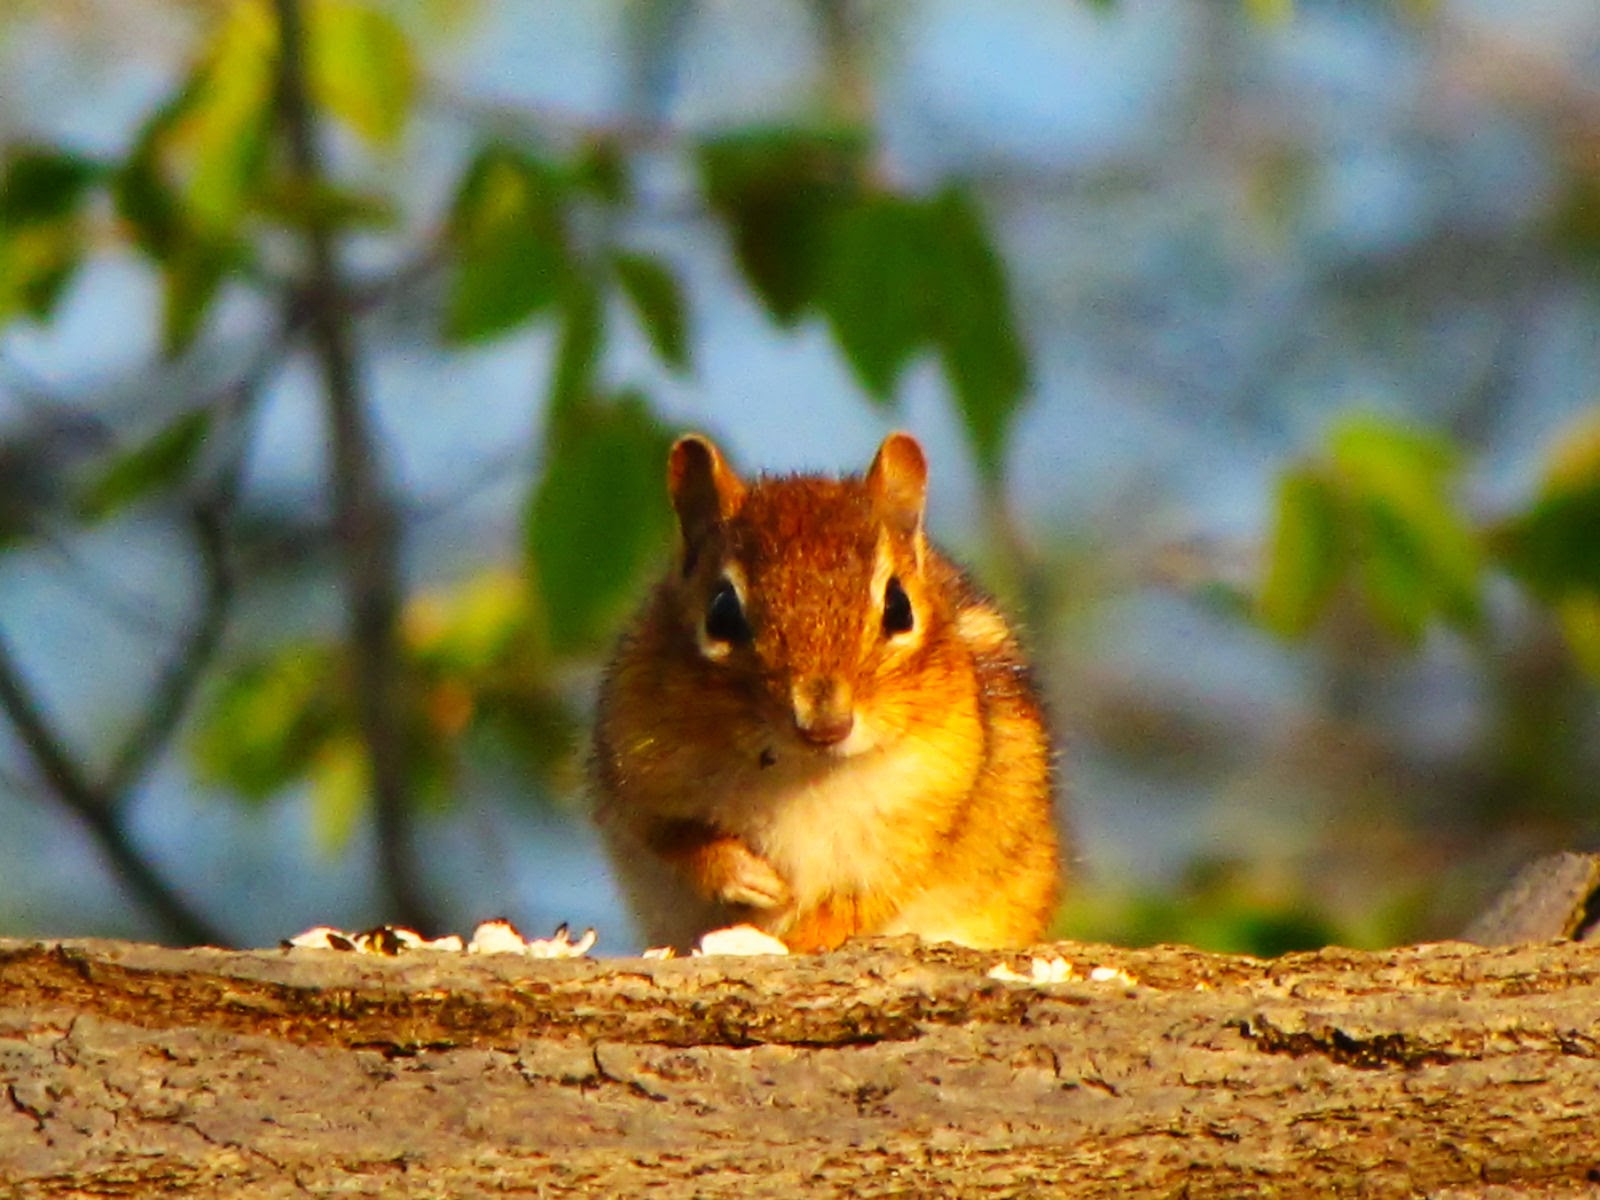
705 579 752 644
882 576 914 637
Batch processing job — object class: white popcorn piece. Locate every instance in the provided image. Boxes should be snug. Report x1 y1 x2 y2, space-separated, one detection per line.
468 919 597 958
416 934 466 952
285 926 356 951
641 946 676 960
468 919 530 955
987 957 1138 987
524 925 597 958
283 920 592 959
694 924 790 957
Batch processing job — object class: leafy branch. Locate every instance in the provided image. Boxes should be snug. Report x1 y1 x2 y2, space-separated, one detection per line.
268 0 435 932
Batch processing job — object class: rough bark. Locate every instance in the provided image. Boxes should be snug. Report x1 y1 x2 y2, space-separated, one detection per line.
3 933 1600 1198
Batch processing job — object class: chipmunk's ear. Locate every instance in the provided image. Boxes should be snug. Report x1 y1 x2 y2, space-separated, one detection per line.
668 434 745 551
867 432 927 538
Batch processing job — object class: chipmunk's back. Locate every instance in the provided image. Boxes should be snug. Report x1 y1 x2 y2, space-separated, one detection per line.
593 432 1061 952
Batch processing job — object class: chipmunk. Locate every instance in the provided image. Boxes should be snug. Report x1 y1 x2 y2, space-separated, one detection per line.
592 432 1061 953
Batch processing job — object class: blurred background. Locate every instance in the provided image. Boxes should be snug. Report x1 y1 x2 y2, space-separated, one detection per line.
1 0 1597 954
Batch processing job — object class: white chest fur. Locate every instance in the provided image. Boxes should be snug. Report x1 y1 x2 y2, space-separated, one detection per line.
730 731 976 907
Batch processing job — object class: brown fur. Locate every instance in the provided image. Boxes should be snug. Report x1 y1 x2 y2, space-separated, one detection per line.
593 433 1062 952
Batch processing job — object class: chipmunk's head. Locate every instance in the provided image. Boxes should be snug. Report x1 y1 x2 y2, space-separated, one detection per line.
665 432 939 759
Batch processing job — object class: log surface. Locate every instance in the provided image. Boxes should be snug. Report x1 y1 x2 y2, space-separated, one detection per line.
2 935 1600 1197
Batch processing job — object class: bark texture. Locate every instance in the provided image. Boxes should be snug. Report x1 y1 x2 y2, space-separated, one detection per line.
3 934 1600 1197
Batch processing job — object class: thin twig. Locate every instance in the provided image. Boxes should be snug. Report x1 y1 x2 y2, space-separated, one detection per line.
103 498 235 799
0 630 224 945
270 0 436 931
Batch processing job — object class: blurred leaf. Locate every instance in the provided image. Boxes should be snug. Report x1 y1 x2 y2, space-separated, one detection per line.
1054 859 1345 956
574 136 629 204
192 648 338 802
1501 480 1600 598
0 222 83 322
1549 167 1600 273
526 392 675 656
548 272 604 422
699 127 866 324
1243 0 1293 23
0 147 102 226
443 145 569 342
114 127 187 260
1499 410 1600 605
1258 467 1344 636
79 410 211 521
111 22 263 349
1349 495 1438 639
0 147 101 323
924 187 1029 482
165 0 275 234
612 252 690 372
1557 596 1600 681
477 686 580 787
817 193 927 402
1330 415 1481 638
255 178 397 232
161 240 234 355
403 570 532 672
308 735 369 856
308 0 416 147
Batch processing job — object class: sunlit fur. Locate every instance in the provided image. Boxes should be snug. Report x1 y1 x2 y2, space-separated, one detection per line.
593 435 1061 952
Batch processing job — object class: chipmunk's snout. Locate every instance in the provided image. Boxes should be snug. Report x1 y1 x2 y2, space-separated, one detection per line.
791 676 855 747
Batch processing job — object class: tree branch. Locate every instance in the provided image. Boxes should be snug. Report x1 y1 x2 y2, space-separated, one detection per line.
102 500 235 800
0 635 223 946
269 0 437 932
3 936 1600 1194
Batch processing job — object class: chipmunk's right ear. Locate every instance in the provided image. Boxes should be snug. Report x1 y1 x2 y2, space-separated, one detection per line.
668 434 745 551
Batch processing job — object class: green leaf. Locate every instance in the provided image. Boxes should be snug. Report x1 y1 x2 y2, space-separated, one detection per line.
79 411 212 520
161 241 233 355
817 193 928 402
1498 413 1600 600
1329 415 1482 636
1243 0 1293 22
191 648 338 802
612 252 690 372
1257 467 1345 637
308 0 416 147
108 29 261 348
525 392 675 656
0 148 102 227
167 0 275 234
114 128 187 261
1349 494 1439 640
255 178 397 232
1557 596 1600 681
1500 481 1600 598
0 147 101 323
548 272 604 423
0 222 83 322
309 735 370 856
923 187 1028 482
699 127 866 324
574 136 629 204
443 145 570 343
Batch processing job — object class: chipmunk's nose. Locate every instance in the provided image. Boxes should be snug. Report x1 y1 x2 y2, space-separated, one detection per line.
792 676 855 746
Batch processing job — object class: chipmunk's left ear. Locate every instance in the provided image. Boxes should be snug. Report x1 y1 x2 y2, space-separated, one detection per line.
668 434 746 549
867 432 927 537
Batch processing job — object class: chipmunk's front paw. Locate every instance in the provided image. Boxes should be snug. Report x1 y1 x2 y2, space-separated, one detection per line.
713 842 792 911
